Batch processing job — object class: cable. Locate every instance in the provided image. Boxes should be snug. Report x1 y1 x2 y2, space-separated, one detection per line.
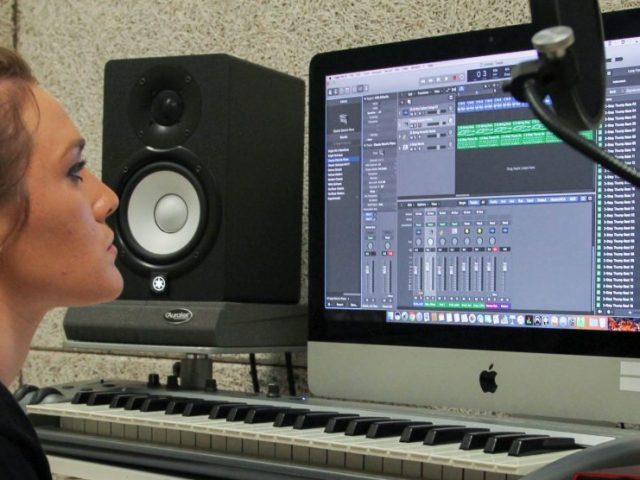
285 352 296 396
249 353 259 393
522 78 640 188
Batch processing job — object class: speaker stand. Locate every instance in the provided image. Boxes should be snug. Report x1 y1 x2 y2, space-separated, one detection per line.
63 341 305 355
177 354 213 390
63 301 307 351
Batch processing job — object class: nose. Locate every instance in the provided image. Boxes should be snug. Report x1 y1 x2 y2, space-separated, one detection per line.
93 178 119 222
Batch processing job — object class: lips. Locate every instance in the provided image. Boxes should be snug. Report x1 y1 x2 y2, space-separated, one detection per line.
106 232 117 254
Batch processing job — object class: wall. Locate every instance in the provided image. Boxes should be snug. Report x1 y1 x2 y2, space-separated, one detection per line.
8 0 640 403
0 1 11 47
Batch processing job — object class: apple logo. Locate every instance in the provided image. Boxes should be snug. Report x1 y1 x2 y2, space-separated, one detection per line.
479 363 498 393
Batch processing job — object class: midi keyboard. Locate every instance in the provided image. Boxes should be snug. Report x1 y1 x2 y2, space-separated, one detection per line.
25 379 636 480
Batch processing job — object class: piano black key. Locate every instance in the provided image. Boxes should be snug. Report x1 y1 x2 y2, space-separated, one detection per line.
71 391 94 405
183 400 226 417
366 420 421 439
245 406 289 424
109 394 136 409
484 434 541 454
400 423 452 443
273 408 310 427
324 415 360 433
293 412 353 430
165 398 200 415
227 405 270 422
124 395 150 411
345 417 390 436
508 436 582 457
424 427 489 445
140 397 173 412
87 392 118 406
461 431 524 450
209 403 248 419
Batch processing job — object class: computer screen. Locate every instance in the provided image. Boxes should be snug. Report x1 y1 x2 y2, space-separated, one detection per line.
308 8 640 424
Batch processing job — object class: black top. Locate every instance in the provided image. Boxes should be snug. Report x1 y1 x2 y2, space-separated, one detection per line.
0 382 51 479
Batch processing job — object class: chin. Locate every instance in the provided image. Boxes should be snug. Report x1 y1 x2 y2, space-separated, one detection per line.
102 271 125 302
80 270 124 306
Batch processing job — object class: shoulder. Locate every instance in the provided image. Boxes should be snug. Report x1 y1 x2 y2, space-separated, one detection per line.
0 383 37 439
0 434 51 479
0 385 51 479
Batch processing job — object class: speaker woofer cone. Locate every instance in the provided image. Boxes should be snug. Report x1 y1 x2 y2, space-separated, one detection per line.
127 170 200 255
115 151 220 273
154 193 189 233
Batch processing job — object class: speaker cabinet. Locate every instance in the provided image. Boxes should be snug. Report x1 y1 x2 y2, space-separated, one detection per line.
103 54 304 303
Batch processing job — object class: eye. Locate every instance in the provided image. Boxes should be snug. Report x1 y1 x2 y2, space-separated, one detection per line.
68 160 86 183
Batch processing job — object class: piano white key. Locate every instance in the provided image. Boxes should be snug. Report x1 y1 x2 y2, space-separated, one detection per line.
111 422 125 438
443 465 463 480
463 468 485 480
139 426 152 442
364 454 383 473
275 443 292 461
151 427 166 443
66 403 112 413
469 450 577 477
211 434 227 451
124 424 138 440
485 473 507 480
207 420 287 436
60 416 74 431
227 437 243 454
422 461 442 479
401 459 422 478
383 457 402 476
345 452 364 470
195 433 211 449
258 440 276 459
181 431 196 447
327 449 345 467
292 445 309 463
84 419 98 434
166 429 181 445
97 421 111 436
309 447 327 466
223 425 328 444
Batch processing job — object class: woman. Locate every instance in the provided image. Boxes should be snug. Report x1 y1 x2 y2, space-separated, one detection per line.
0 46 122 479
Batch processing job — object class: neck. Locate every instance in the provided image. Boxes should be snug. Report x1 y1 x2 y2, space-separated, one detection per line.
0 296 44 387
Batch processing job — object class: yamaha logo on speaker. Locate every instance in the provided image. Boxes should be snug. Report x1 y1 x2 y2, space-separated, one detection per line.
164 308 194 325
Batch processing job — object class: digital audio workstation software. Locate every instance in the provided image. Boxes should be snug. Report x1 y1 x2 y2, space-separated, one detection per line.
324 37 640 333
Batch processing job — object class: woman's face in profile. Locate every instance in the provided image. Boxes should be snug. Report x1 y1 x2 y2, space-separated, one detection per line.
0 86 123 311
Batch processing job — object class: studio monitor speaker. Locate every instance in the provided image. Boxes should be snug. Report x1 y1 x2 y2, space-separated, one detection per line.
102 54 304 303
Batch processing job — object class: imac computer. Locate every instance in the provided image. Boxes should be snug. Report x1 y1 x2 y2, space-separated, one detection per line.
308 8 640 425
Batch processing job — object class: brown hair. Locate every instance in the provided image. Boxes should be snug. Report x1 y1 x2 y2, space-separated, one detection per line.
0 46 36 249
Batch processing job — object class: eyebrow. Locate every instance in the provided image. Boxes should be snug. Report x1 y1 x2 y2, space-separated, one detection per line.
72 138 86 152
62 138 86 159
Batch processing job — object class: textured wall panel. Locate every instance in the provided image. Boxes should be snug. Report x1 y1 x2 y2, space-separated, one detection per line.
22 350 308 395
16 0 640 403
0 0 12 47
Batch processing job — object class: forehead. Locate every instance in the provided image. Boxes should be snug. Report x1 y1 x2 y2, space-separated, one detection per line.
24 86 81 157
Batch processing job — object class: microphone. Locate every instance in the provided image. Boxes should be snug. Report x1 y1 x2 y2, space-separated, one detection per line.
504 0 640 188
